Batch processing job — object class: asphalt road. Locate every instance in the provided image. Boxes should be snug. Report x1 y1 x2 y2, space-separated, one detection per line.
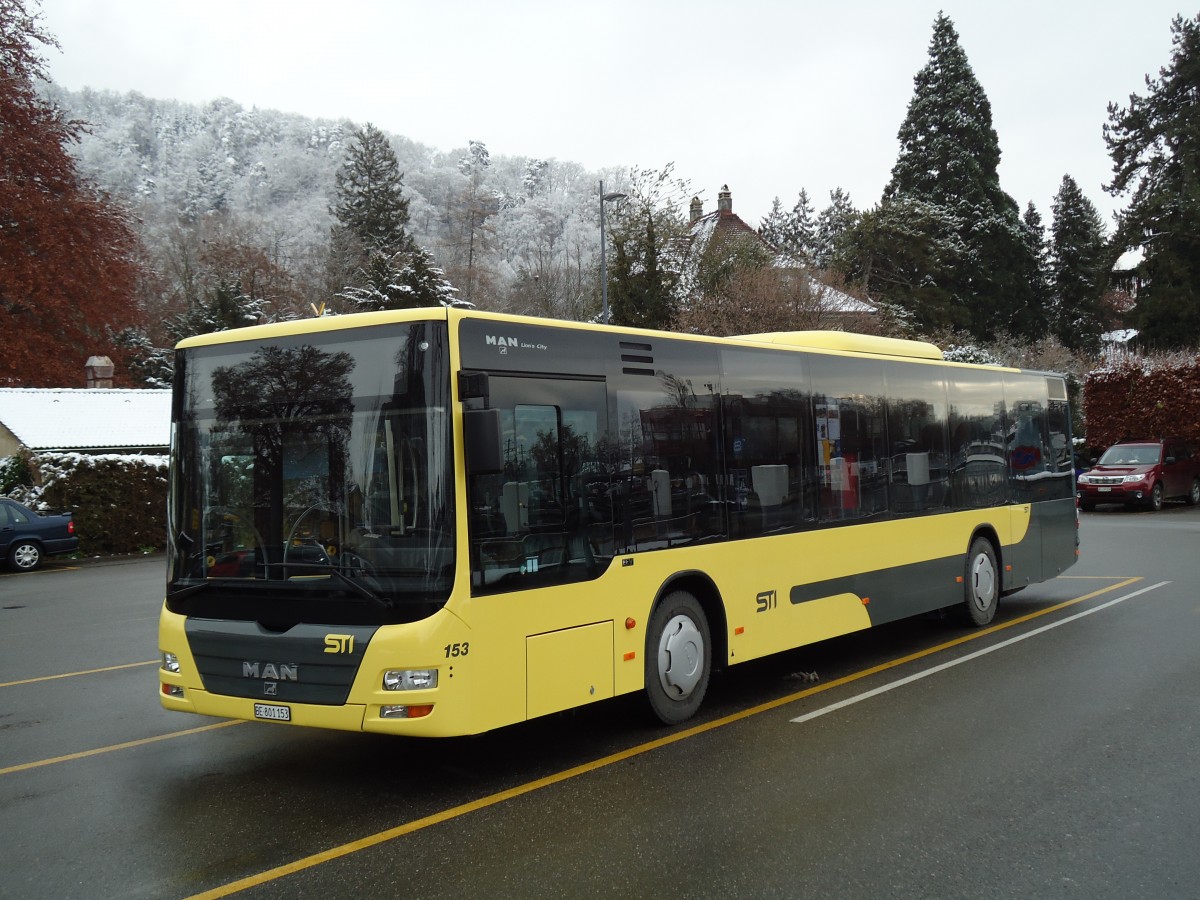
2 504 1198 900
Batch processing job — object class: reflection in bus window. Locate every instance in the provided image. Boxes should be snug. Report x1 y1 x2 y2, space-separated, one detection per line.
468 379 609 594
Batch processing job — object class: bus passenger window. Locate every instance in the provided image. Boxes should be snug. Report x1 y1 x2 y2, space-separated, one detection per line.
468 379 610 595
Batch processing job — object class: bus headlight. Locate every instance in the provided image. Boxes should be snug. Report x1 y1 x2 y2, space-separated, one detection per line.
383 669 438 691
162 652 181 674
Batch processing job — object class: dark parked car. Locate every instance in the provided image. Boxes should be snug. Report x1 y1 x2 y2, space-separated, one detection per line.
0 498 79 571
1076 438 1200 511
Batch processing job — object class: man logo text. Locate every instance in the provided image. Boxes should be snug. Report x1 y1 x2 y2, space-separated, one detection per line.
242 662 298 681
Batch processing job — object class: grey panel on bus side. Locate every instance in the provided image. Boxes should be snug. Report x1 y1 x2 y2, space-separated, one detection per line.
459 319 609 375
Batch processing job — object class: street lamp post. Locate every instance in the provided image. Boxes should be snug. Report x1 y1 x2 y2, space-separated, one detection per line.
599 180 628 325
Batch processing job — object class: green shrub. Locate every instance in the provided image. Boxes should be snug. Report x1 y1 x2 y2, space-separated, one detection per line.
33 453 169 556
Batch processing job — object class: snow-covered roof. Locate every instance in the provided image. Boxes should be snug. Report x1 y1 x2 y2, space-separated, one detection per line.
1101 329 1138 345
0 388 171 452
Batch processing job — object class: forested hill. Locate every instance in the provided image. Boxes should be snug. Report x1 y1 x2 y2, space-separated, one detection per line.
45 84 611 319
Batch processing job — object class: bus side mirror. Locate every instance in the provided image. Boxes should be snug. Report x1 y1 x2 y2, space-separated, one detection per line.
464 408 503 475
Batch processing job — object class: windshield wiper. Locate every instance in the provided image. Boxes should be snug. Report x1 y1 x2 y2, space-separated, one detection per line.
262 560 391 608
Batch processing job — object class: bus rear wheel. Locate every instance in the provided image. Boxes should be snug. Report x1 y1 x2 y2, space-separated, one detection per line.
645 590 711 725
961 537 998 627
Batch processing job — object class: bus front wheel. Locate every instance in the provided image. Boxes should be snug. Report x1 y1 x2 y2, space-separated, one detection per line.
961 537 999 627
645 590 711 725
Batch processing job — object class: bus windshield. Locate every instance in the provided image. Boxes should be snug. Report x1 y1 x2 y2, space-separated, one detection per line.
166 321 453 626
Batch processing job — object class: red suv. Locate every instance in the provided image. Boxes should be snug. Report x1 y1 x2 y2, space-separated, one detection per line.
1077 439 1200 511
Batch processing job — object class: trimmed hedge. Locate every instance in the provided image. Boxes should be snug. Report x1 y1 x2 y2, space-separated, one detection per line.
1083 354 1200 450
16 453 169 556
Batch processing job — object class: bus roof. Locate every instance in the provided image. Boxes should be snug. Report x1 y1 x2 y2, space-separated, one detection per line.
733 331 944 360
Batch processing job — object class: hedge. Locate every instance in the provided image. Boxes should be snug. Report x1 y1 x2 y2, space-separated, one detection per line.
1083 353 1200 450
4 452 169 556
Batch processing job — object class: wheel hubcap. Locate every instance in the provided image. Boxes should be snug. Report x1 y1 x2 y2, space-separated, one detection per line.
971 553 996 611
14 545 39 569
657 614 704 699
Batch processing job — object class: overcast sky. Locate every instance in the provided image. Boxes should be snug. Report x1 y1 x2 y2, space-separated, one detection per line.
37 1 1188 229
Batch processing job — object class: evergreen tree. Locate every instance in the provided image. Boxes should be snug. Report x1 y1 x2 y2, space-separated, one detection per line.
883 13 1040 340
1049 175 1108 352
605 165 690 330
339 247 459 311
609 212 677 330
1021 201 1054 336
837 197 966 332
813 187 858 269
331 122 413 255
1 0 144 386
166 277 265 342
785 189 816 260
1105 14 1200 348
758 197 789 251
329 122 456 308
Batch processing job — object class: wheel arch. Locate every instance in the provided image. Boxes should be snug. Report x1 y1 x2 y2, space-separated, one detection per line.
651 570 728 672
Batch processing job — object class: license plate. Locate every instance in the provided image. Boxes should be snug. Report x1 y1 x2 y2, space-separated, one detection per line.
1098 487 1112 493
254 703 291 722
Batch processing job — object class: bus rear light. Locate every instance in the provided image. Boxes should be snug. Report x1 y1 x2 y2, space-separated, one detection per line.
380 704 433 719
162 683 184 698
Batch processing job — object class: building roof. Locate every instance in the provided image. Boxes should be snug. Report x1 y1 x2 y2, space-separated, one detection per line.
682 185 875 316
0 388 171 452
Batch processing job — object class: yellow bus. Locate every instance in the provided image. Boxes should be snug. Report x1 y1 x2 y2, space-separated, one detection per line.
159 309 1079 735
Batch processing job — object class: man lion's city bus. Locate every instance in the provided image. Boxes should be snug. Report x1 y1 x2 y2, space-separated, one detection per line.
159 309 1079 735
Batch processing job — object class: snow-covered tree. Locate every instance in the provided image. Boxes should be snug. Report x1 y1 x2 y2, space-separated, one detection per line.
331 122 413 255
1021 201 1053 336
166 277 266 342
606 166 691 330
1105 13 1200 348
1050 174 1108 352
451 139 498 301
758 196 789 251
882 12 1042 340
838 196 966 332
813 187 858 269
785 189 816 260
338 247 459 311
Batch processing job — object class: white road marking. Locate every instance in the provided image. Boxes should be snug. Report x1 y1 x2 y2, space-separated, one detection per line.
790 581 1171 724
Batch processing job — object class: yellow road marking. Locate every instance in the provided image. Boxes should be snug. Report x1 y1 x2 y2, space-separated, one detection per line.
0 660 158 688
0 721 243 776
186 575 1144 899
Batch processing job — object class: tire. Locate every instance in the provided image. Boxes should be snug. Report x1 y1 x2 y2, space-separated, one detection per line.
1079 499 1095 512
9 541 42 572
1148 482 1164 512
1186 479 1200 507
960 537 998 627
645 590 711 725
